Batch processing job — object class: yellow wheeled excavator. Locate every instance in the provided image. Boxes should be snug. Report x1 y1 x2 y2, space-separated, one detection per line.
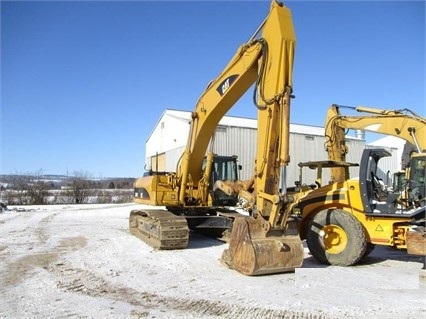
130 1 304 275
295 104 426 266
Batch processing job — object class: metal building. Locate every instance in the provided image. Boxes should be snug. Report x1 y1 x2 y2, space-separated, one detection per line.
145 109 398 188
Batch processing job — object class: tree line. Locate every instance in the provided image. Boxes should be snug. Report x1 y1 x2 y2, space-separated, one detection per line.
0 170 135 205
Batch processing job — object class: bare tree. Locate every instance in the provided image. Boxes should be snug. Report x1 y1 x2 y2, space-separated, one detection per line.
26 170 49 205
8 173 31 204
3 170 49 205
66 171 96 204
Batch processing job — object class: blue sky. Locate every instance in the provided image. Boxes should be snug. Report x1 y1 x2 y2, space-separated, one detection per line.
1 0 425 178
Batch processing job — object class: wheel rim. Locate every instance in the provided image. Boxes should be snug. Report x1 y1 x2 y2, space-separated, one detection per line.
318 224 348 254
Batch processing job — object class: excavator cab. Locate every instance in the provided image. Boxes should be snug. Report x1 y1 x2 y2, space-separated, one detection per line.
359 148 418 215
361 149 425 215
202 155 240 206
360 149 397 214
408 154 426 206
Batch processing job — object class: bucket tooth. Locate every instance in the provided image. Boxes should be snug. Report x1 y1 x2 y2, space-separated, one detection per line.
221 217 304 276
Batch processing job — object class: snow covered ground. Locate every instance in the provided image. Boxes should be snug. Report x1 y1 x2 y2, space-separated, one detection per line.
0 204 425 319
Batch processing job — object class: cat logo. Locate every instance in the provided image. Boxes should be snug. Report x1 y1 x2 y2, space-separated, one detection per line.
216 74 239 96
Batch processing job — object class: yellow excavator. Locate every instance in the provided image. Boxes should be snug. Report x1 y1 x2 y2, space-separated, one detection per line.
295 104 425 266
130 1 304 276
325 104 425 211
324 104 425 184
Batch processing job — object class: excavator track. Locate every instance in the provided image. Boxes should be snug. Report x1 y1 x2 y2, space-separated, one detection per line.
129 209 189 249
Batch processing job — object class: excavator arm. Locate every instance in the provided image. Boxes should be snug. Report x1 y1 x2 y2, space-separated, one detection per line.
325 104 426 182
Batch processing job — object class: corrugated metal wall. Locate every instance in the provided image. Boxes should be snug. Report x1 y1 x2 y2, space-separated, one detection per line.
288 134 364 187
160 126 368 186
209 126 257 180
206 125 365 187
148 112 399 189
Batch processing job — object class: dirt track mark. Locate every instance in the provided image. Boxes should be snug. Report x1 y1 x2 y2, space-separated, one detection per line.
2 252 59 287
34 212 58 242
49 262 332 319
58 236 88 252
1 236 87 288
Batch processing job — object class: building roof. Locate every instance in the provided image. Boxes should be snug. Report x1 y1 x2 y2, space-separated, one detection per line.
146 109 367 142
367 135 406 148
160 109 329 136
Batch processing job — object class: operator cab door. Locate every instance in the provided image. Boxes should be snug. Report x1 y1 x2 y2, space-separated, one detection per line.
360 149 398 214
203 155 240 206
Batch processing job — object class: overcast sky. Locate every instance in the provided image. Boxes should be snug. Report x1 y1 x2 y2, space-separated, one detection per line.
2 0 424 177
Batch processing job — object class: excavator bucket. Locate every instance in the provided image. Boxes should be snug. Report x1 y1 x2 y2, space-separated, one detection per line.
221 217 304 276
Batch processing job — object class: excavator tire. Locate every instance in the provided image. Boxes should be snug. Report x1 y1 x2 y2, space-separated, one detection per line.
306 209 367 266
129 209 189 250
